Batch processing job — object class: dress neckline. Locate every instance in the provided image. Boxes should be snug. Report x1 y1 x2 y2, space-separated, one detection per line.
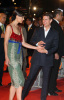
13 31 22 36
9 24 22 36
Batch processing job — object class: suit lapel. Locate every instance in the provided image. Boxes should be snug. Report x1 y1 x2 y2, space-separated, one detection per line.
0 26 2 33
41 27 45 40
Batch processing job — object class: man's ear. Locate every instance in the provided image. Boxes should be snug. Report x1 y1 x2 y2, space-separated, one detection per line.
56 14 59 18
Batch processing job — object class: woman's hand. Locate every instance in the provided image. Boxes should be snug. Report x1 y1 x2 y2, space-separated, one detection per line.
5 56 10 67
36 46 48 54
36 45 44 53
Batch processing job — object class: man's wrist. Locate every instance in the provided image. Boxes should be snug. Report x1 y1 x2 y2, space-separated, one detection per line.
46 50 48 54
36 43 38 46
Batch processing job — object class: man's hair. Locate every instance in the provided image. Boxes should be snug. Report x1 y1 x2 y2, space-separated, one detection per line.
43 12 53 19
25 17 33 22
53 9 62 17
0 13 6 17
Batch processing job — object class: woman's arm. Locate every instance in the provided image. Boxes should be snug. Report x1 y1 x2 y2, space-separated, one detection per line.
22 34 40 50
4 25 12 66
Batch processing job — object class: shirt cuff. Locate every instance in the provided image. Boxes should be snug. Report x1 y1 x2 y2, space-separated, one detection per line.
46 50 48 54
36 43 38 46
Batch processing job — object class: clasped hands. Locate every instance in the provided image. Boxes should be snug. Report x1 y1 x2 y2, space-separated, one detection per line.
36 41 48 54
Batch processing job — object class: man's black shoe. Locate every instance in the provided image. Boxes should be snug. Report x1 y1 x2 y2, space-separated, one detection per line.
55 88 62 92
0 83 3 86
48 92 58 96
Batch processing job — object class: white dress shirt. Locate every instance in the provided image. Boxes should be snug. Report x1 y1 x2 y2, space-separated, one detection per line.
44 27 50 38
53 19 59 24
0 22 5 33
0 22 3 26
28 24 32 30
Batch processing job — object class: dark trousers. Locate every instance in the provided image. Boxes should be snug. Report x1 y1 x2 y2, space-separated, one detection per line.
48 57 61 92
22 64 51 100
22 57 27 78
0 59 4 83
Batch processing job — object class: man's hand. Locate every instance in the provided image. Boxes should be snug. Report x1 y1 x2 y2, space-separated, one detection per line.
36 41 47 53
37 46 48 54
37 46 45 53
38 41 45 46
1 32 5 38
55 53 59 60
39 48 48 54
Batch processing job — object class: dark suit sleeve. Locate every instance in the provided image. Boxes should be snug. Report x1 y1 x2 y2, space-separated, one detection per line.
62 34 64 56
51 21 64 56
30 28 40 45
58 29 64 56
48 32 59 55
0 27 2 38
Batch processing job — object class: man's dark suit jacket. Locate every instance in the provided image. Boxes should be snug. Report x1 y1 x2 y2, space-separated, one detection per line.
26 24 36 43
0 25 5 61
51 19 64 57
0 24 6 84
25 24 36 56
30 27 59 67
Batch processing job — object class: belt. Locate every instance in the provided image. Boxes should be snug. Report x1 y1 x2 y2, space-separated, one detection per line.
9 40 22 54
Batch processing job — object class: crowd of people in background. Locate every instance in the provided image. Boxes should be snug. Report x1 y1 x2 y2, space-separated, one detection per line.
0 8 64 100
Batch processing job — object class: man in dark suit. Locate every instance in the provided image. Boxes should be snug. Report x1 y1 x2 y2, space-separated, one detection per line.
0 13 6 86
48 9 64 96
25 17 36 68
25 17 36 55
22 12 59 100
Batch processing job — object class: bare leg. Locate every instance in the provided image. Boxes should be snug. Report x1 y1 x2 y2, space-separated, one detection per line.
9 86 16 100
16 86 23 100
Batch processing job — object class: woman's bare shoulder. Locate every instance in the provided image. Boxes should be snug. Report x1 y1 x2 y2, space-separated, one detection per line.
6 24 12 30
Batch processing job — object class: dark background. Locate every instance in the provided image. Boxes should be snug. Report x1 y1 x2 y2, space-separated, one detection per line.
0 0 64 16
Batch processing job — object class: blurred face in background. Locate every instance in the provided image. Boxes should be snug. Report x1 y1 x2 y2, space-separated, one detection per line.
38 19 43 26
9 16 12 23
26 19 32 25
0 13 6 24
34 20 39 27
57 12 63 22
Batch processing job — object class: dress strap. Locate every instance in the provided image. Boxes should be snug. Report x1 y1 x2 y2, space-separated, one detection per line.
9 24 13 33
